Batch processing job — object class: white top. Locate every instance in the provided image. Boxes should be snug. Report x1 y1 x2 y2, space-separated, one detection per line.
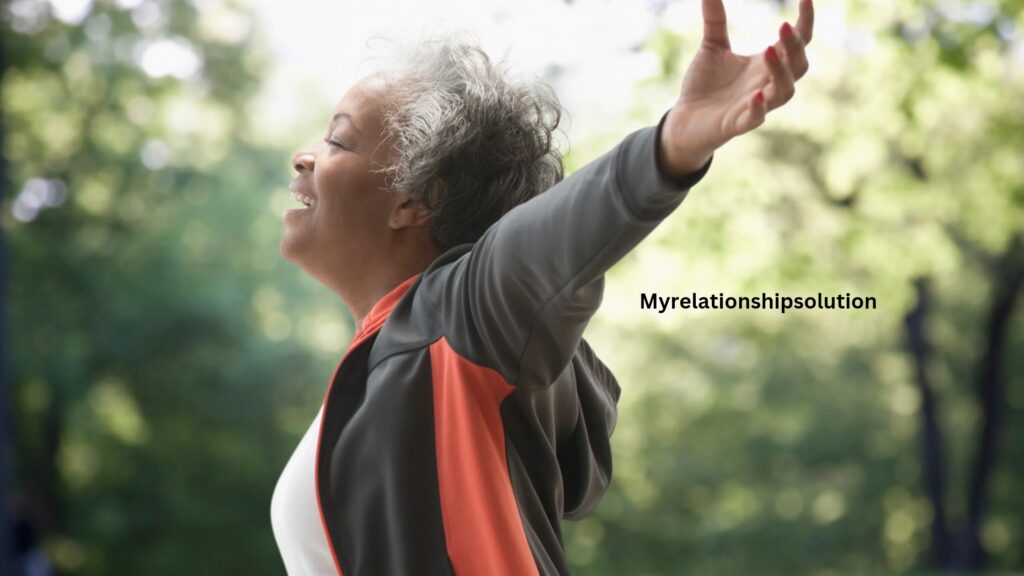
271 406 337 575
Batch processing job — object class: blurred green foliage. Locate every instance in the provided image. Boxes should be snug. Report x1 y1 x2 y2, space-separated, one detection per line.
3 1 354 574
2 0 1023 575
564 0 1024 574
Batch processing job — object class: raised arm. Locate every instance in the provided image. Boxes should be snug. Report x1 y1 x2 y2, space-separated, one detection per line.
434 0 815 389
434 116 710 389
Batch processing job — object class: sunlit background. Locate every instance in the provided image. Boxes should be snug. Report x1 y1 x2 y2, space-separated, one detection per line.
2 0 1023 574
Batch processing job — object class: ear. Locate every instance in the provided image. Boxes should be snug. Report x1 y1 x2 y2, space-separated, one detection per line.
389 179 441 230
388 194 433 230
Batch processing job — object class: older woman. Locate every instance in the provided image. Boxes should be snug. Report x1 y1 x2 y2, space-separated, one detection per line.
270 1 814 574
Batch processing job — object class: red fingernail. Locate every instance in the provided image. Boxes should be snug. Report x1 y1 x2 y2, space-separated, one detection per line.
765 46 778 62
782 22 794 38
755 91 764 105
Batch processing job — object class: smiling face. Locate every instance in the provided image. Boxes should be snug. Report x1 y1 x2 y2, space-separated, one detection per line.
280 74 402 290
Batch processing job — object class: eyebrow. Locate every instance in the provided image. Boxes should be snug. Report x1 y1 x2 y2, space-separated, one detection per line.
330 112 363 136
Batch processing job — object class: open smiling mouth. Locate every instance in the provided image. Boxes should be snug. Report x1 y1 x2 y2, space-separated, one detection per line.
290 189 317 209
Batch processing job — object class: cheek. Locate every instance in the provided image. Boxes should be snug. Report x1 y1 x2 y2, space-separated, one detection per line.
315 169 392 233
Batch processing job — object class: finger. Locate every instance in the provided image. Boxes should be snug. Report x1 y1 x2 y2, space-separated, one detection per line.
735 90 767 134
762 45 796 110
778 21 809 79
701 0 731 50
795 0 815 44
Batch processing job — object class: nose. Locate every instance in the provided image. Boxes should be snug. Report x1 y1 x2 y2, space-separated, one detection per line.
291 149 315 173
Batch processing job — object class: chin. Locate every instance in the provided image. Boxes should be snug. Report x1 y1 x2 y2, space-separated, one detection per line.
279 233 304 266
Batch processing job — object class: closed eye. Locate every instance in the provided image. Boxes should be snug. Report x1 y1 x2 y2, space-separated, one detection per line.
323 136 348 150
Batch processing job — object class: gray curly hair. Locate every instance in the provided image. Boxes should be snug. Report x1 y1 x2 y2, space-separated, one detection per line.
367 32 565 252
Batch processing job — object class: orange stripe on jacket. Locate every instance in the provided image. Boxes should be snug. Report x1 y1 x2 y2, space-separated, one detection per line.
429 337 539 576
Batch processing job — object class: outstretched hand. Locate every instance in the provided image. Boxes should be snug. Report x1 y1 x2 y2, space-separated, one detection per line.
659 0 815 177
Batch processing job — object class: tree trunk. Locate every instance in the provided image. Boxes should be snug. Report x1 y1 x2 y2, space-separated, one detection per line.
0 30 17 576
905 276 952 568
951 235 1024 570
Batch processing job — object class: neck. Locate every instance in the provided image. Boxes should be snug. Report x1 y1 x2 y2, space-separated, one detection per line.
349 267 418 333
342 248 439 334
302 229 441 337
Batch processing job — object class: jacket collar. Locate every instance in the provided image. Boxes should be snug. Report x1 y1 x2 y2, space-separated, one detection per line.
350 272 422 349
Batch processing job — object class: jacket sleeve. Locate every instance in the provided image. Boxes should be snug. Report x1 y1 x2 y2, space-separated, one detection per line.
439 111 713 389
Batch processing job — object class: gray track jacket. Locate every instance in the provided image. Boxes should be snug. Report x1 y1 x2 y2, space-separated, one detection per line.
313 111 713 575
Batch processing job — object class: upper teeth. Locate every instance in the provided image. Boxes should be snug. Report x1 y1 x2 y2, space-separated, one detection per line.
291 190 316 207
